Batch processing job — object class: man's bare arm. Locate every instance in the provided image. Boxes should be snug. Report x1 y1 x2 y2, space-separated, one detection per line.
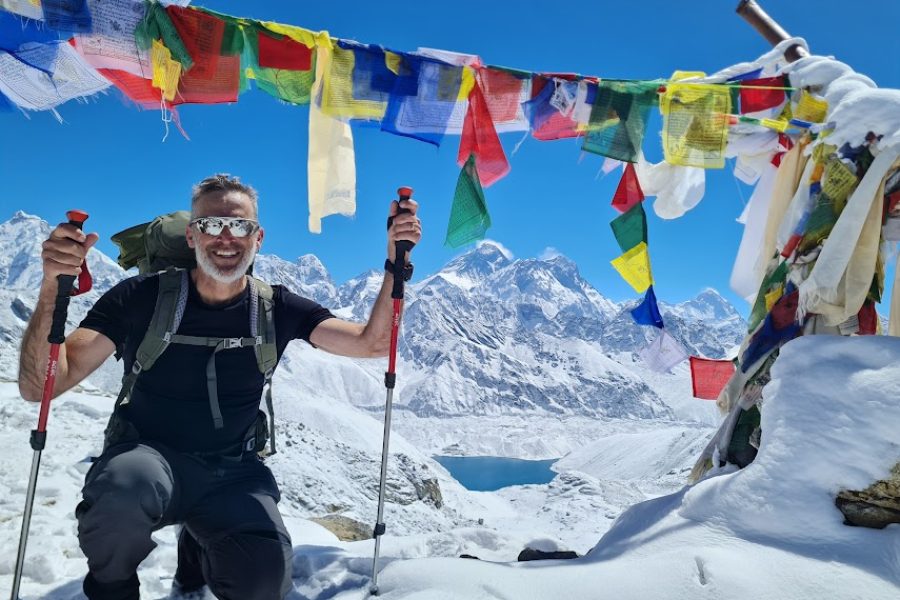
18 221 112 402
309 274 395 358
309 196 420 359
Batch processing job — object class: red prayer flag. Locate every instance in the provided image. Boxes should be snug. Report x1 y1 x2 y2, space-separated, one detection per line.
478 68 526 123
858 301 877 335
165 6 239 104
457 80 510 188
690 356 736 400
166 6 224 81
611 163 644 213
531 75 581 141
99 68 163 109
98 69 188 138
258 30 312 70
176 53 240 104
770 289 799 330
739 76 786 114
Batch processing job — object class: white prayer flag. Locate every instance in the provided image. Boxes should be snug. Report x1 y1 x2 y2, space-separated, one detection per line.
640 329 688 373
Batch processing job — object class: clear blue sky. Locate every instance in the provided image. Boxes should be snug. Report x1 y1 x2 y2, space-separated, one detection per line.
2 1 899 312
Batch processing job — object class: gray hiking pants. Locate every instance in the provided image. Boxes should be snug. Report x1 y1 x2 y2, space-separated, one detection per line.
76 442 293 600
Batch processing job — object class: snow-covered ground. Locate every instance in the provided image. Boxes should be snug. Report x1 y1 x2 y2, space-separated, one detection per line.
1 335 898 599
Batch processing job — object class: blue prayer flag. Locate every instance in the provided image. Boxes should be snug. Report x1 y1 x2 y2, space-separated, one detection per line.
630 285 664 328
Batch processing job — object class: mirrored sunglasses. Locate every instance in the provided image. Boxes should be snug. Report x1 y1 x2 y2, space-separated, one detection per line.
190 216 259 238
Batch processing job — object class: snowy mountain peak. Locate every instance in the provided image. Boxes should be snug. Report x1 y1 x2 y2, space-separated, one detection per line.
669 287 740 322
9 210 42 224
443 241 512 280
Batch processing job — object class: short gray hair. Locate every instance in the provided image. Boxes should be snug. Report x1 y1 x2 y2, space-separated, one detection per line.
191 174 259 219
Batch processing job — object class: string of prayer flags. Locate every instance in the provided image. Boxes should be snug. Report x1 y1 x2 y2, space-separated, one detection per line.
611 162 645 213
308 41 357 234
610 202 647 252
689 356 735 400
445 153 492 247
381 53 464 146
320 40 392 121
661 76 731 169
582 80 659 163
640 329 688 374
458 78 510 187
738 76 787 114
611 241 653 294
630 285 664 328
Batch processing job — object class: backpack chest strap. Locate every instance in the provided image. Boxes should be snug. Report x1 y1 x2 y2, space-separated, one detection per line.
168 333 265 429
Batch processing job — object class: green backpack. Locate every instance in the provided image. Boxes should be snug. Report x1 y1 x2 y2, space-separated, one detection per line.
108 211 279 458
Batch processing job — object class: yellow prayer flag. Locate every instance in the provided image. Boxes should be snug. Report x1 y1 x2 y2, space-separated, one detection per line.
458 66 476 101
764 286 783 312
260 21 318 48
760 118 789 133
822 158 859 209
794 91 828 123
320 44 387 120
611 242 654 293
384 51 402 75
661 78 731 169
151 40 181 102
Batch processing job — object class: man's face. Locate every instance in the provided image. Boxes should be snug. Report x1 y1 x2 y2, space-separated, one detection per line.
186 191 264 284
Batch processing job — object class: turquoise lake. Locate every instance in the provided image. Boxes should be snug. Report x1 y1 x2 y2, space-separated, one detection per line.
433 455 558 491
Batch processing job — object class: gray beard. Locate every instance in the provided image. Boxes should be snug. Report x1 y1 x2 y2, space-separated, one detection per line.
195 245 257 285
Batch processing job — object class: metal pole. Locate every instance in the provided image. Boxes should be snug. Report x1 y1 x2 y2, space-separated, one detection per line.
370 384 396 595
370 187 415 596
11 210 89 600
736 0 809 63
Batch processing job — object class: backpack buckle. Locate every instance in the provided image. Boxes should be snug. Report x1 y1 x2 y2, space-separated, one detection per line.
224 338 243 349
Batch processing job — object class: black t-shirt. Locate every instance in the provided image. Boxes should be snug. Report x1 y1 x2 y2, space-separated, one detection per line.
80 273 334 453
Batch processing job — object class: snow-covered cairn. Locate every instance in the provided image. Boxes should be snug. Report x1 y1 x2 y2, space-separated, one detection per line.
687 39 900 527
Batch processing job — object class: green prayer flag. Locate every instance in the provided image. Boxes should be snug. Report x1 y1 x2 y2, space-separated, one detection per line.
241 22 315 105
582 81 659 163
134 3 193 70
445 154 491 248
610 203 647 252
748 259 789 332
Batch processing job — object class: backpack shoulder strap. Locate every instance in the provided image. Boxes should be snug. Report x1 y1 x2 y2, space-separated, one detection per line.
248 276 277 374
114 267 188 408
249 276 278 456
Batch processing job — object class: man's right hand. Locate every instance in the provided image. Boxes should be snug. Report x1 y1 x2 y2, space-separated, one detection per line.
41 223 99 285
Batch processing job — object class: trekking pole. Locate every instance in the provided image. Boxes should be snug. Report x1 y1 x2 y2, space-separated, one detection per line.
11 210 89 600
370 187 415 596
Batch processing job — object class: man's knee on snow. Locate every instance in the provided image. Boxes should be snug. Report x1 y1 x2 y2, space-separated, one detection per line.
202 530 292 600
78 445 174 531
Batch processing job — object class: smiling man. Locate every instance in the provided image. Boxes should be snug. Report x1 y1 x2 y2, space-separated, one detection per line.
17 174 422 600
